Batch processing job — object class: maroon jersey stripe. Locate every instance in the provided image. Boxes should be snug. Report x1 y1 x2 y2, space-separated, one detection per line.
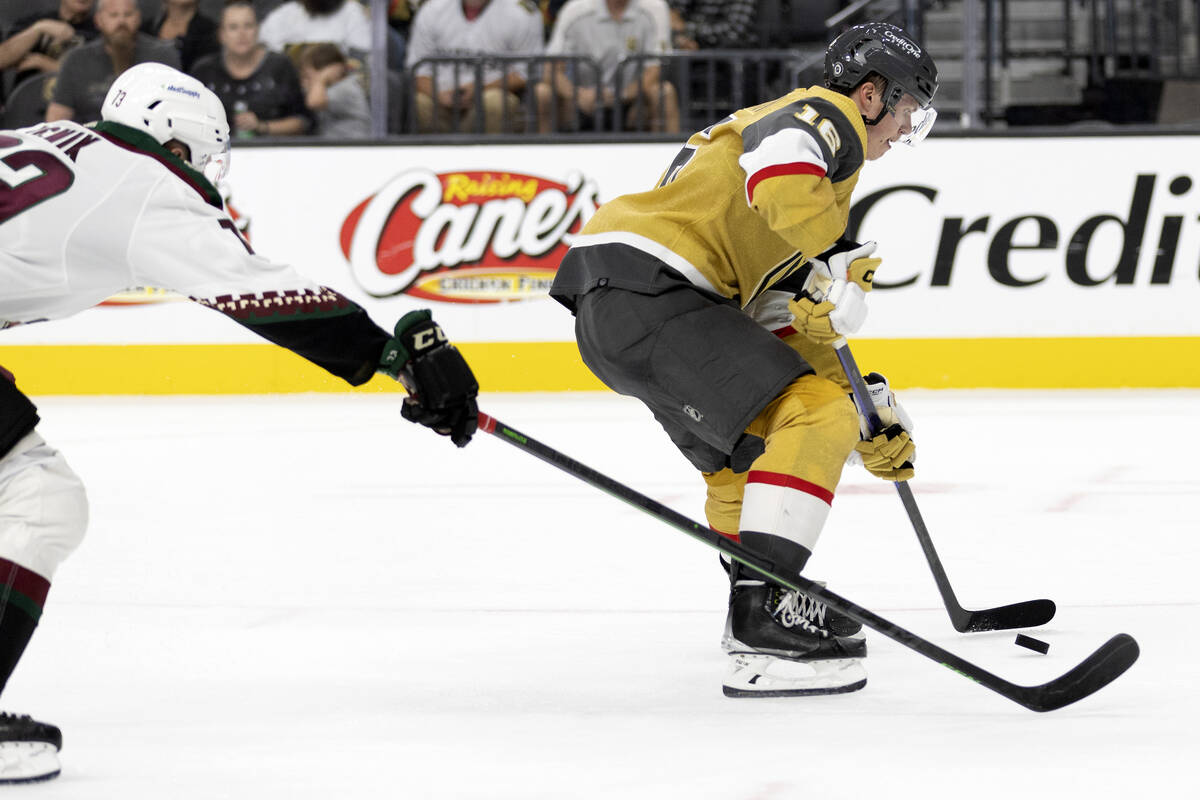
94 123 223 210
0 557 50 610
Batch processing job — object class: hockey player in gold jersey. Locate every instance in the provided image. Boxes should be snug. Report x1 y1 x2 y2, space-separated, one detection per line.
550 23 938 697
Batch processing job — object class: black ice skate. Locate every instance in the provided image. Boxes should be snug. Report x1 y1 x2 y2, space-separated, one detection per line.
721 568 868 697
0 713 62 784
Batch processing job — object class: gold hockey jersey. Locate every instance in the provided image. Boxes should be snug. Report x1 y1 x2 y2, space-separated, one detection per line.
570 85 867 306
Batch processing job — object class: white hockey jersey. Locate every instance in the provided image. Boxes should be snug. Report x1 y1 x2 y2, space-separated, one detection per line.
0 120 388 384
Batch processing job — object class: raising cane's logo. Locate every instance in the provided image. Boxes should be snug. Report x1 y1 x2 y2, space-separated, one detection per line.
339 169 600 303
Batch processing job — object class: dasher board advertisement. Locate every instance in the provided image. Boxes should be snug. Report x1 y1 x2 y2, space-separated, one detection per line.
3 136 1197 391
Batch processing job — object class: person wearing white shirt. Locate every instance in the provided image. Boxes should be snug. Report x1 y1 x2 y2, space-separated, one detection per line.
536 0 678 133
258 0 371 56
405 0 544 133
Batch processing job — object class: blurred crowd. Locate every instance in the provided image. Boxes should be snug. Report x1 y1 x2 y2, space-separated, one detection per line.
0 0 837 136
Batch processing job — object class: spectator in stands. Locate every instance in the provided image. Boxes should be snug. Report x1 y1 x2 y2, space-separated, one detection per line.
665 0 758 131
406 0 544 134
258 0 371 57
667 0 756 50
190 0 311 136
539 0 570 32
537 0 678 133
0 0 97 95
45 0 180 123
386 0 417 66
298 42 369 138
141 0 219 72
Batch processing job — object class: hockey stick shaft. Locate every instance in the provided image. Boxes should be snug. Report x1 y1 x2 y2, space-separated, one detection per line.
477 411 1137 712
832 337 965 610
832 337 1055 632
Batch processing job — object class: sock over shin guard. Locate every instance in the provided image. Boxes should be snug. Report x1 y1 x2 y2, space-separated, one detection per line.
731 374 859 575
0 558 49 696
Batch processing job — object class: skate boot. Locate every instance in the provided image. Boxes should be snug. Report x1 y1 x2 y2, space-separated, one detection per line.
0 713 62 784
721 566 867 697
720 581 864 650
719 557 863 648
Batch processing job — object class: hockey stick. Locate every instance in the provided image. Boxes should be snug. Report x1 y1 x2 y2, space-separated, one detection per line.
477 411 1138 712
831 338 1057 632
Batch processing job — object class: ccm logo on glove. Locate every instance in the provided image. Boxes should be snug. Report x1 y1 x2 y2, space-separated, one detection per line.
412 326 447 352
379 310 480 448
788 240 881 345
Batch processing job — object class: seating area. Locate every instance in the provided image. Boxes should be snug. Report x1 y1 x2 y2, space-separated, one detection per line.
923 0 1200 127
0 0 861 137
3 0 1199 137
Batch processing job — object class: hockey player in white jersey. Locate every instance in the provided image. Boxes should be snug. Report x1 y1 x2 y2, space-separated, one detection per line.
0 63 478 783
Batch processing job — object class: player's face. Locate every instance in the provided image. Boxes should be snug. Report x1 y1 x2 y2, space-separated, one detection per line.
865 94 923 160
219 6 259 56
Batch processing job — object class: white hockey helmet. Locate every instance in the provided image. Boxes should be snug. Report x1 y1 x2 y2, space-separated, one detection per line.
102 62 231 183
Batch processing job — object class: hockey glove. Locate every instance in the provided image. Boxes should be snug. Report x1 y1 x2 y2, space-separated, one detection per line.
850 372 916 482
379 310 479 447
787 240 880 344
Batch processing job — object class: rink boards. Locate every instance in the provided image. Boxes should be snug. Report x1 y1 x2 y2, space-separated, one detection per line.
3 134 1198 392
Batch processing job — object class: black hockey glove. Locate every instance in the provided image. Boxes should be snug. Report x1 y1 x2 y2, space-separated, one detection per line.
379 310 479 447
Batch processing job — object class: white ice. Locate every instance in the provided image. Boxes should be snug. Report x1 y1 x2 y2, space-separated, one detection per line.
5 389 1197 799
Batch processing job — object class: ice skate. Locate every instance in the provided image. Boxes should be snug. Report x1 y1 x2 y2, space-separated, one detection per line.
0 713 62 784
721 569 867 697
720 578 864 652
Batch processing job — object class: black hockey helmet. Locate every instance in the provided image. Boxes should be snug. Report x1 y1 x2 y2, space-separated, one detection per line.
825 23 939 111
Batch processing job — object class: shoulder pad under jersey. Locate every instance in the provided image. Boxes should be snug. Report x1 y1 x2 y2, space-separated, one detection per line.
740 96 864 183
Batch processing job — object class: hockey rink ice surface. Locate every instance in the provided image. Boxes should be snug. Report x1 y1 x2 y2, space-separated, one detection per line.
5 389 1196 799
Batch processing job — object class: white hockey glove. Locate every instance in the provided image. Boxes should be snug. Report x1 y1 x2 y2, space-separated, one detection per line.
848 371 916 482
787 240 880 344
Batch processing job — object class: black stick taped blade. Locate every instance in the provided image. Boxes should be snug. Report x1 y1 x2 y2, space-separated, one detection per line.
1021 634 1139 712
960 599 1057 632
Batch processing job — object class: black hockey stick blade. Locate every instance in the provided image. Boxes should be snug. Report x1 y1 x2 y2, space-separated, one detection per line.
1013 633 1140 712
834 339 1057 633
955 598 1058 633
478 412 1140 713
803 581 1139 714
893 481 1058 632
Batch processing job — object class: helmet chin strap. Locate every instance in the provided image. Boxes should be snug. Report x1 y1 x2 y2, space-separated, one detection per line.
861 78 893 127
862 107 889 127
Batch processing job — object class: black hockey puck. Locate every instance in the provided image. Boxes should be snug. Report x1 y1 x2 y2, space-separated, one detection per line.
1014 633 1049 654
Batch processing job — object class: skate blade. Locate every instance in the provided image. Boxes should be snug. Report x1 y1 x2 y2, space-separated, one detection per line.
0 742 61 784
722 634 868 659
722 652 867 698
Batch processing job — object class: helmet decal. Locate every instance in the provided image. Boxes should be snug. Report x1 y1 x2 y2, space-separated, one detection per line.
824 22 939 111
